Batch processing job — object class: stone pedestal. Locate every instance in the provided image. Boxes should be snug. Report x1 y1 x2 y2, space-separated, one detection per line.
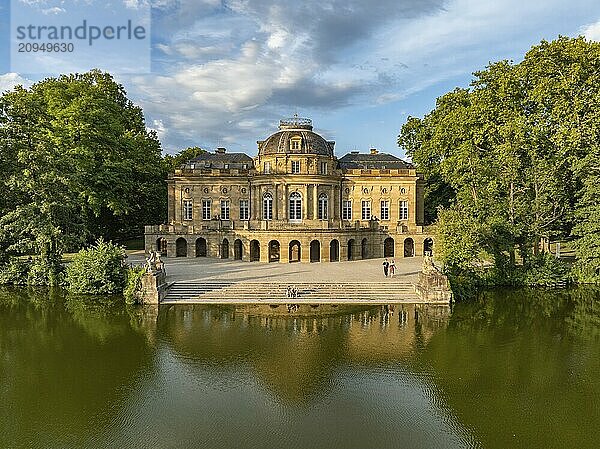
415 256 453 302
415 270 453 302
139 270 168 305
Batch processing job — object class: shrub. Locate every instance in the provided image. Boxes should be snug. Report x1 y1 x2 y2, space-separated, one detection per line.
521 253 571 287
123 265 146 304
0 258 30 285
66 239 127 294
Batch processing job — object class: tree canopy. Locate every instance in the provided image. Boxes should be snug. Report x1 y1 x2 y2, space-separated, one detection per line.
163 146 207 172
398 36 600 286
0 70 166 280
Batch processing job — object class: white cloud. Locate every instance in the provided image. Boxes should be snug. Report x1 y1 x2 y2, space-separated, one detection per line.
125 0 600 153
0 73 31 93
148 119 168 141
580 19 600 41
41 6 66 15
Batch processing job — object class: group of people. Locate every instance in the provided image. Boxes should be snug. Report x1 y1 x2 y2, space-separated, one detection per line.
287 304 300 313
285 286 299 298
382 258 396 277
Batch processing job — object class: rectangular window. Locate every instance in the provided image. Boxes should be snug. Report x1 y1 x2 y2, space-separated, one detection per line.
183 200 193 220
239 199 249 221
318 196 328 220
289 194 302 220
380 200 390 220
291 160 300 174
263 196 273 220
342 200 352 220
202 199 211 220
223 164 229 169
220 200 230 220
291 140 300 150
320 161 327 174
263 161 271 174
361 200 371 220
399 201 409 220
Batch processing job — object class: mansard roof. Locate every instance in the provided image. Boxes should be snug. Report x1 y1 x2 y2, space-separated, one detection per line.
186 149 253 169
338 151 414 170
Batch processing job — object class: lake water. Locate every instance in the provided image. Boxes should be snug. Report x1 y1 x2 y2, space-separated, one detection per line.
1 287 599 449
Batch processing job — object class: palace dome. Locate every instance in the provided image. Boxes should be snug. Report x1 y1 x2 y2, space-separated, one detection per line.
257 117 335 156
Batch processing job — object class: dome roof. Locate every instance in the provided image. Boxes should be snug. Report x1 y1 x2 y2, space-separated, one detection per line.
257 117 335 156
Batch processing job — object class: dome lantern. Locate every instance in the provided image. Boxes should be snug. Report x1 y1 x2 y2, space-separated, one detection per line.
257 116 334 156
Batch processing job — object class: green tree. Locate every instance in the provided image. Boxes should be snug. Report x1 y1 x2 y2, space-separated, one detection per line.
0 70 166 282
398 36 600 286
163 146 207 172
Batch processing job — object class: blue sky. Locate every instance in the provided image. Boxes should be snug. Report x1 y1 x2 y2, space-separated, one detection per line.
2 0 600 159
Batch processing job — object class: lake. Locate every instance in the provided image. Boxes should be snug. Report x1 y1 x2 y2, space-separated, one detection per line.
1 287 599 449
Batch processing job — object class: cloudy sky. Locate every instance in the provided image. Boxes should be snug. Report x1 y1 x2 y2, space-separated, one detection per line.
1 0 600 158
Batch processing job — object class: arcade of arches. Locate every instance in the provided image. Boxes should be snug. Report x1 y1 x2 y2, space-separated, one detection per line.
163 234 433 262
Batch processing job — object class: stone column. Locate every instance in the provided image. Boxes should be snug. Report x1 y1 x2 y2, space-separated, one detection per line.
323 240 330 262
280 239 289 263
260 239 269 262
302 184 308 220
252 185 258 220
274 183 279 220
329 185 335 220
283 184 288 220
313 184 318 219
301 239 310 262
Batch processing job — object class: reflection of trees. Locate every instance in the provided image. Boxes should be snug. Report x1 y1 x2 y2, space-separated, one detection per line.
418 287 600 449
64 294 129 343
0 288 152 449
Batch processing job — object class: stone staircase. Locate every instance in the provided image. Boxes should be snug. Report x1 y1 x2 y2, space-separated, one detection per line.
161 281 438 304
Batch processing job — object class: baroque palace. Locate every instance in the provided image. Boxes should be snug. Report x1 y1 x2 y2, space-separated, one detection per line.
145 117 433 263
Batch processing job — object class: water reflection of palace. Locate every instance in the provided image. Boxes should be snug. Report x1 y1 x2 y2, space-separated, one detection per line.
156 304 451 401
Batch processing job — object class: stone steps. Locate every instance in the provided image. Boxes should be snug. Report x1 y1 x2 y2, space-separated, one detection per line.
162 281 428 304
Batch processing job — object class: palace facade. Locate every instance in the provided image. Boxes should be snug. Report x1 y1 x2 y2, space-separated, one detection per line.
145 117 433 262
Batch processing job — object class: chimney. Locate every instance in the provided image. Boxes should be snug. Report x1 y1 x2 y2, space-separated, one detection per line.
215 147 226 154
370 148 378 155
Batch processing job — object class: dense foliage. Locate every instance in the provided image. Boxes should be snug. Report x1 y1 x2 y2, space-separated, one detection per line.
0 70 166 284
66 239 127 294
123 265 146 304
163 146 207 172
399 37 600 288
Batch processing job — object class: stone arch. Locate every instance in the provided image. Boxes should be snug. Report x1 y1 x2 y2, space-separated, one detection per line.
384 237 394 258
156 237 167 256
250 240 260 262
310 240 321 262
361 238 368 259
175 237 187 257
221 238 230 259
404 238 415 257
289 240 301 263
329 239 339 262
269 240 280 262
423 237 434 256
234 239 243 260
195 237 207 257
347 239 355 261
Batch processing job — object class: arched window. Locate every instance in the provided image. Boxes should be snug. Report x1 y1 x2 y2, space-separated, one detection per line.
263 193 273 220
318 193 328 220
289 192 302 221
